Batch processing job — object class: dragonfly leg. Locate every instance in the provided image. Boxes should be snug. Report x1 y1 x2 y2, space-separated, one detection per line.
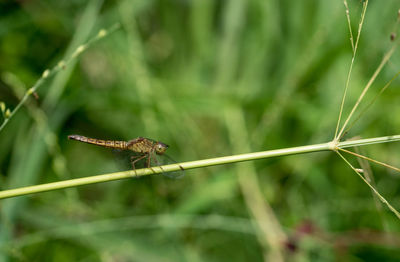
130 154 147 177
146 153 151 168
146 153 157 175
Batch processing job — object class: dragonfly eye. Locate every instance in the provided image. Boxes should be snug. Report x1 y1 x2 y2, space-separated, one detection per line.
155 142 168 154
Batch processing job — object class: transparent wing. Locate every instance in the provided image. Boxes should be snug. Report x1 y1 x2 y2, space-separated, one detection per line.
150 153 185 179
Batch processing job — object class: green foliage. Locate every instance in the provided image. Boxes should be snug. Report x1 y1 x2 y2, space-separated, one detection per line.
0 0 399 261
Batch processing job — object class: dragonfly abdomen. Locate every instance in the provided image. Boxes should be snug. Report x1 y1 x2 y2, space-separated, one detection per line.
68 135 128 150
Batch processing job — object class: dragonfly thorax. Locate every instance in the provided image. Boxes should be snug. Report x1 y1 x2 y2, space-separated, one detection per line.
125 137 169 155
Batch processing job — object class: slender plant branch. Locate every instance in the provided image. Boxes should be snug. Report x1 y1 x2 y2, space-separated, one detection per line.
343 0 355 53
0 134 399 199
338 8 400 138
331 4 400 222
336 135 400 147
337 44 397 139
341 70 400 138
353 146 390 230
354 1 368 54
341 145 399 220
338 147 400 172
0 23 121 133
336 151 400 220
334 0 369 139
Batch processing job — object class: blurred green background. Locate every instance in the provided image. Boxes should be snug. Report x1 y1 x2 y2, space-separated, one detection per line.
1 0 400 261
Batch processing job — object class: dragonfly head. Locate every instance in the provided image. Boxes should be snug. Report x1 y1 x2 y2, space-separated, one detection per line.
155 142 169 154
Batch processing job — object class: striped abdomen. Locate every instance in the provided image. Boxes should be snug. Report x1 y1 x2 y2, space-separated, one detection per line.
68 135 128 150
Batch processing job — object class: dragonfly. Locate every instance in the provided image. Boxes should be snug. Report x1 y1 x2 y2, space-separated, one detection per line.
68 135 183 178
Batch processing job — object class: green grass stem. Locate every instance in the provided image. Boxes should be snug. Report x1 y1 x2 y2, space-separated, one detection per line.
336 151 400 220
1 134 399 199
334 0 369 139
0 23 120 133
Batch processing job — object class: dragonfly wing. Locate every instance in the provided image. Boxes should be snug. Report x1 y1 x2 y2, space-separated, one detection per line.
150 153 185 179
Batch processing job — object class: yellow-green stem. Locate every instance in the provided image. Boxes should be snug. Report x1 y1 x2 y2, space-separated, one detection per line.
0 134 399 199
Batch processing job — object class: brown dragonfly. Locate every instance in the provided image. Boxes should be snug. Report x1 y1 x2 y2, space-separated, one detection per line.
68 135 183 178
